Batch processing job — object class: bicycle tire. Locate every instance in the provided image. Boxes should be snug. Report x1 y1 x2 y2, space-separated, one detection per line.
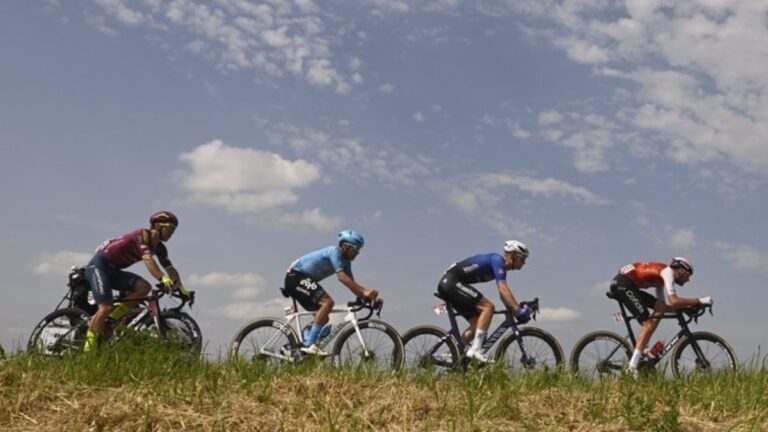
27 307 90 357
495 327 564 373
138 310 203 353
331 319 404 372
570 330 632 378
670 331 738 377
401 325 460 372
228 317 300 365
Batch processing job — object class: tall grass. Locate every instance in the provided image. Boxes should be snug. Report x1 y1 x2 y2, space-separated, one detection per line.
1 343 766 431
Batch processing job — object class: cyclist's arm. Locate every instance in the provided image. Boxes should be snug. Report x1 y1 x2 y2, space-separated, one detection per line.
497 281 520 310
661 268 699 308
142 254 169 286
337 270 376 299
166 265 182 287
667 293 701 309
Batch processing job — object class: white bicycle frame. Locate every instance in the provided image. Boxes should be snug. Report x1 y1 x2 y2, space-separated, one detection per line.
259 303 368 362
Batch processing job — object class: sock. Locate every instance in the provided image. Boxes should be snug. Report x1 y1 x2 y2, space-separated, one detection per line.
305 323 323 346
629 349 642 369
109 303 131 321
84 329 100 352
471 329 487 352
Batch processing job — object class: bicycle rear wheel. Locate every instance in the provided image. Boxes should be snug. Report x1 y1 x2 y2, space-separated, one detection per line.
332 320 404 372
570 330 632 378
401 325 460 372
671 331 737 377
27 307 90 357
495 327 564 373
228 317 300 365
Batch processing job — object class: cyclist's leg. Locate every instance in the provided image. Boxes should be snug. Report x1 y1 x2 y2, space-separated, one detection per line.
84 255 116 350
635 298 667 354
471 298 494 352
284 271 331 348
109 272 149 320
438 273 485 355
611 275 656 370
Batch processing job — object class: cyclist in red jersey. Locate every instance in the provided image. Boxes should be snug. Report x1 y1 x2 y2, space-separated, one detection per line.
610 257 712 375
83 211 189 351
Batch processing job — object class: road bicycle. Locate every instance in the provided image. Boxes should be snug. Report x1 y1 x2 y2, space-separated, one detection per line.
27 268 201 356
570 290 737 378
402 295 564 373
228 293 404 372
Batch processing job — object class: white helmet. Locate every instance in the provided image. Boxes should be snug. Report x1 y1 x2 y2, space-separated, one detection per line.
503 240 529 257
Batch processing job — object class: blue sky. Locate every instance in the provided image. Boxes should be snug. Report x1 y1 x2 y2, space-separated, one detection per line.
2 0 767 364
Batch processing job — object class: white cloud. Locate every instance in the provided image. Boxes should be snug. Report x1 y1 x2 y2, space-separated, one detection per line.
413 111 426 123
503 0 768 174
439 172 604 235
176 140 338 228
268 123 433 186
478 173 608 205
538 111 562 125
215 298 288 320
668 228 697 250
715 242 768 271
538 307 581 322
90 0 358 93
378 83 395 93
188 271 267 288
33 251 92 277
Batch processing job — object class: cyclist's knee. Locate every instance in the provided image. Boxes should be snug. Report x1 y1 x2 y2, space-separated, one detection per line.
477 299 494 314
134 278 151 295
318 295 334 309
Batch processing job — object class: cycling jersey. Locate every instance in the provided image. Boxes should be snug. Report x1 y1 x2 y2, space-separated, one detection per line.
95 229 172 270
618 262 676 297
289 246 353 281
446 253 507 284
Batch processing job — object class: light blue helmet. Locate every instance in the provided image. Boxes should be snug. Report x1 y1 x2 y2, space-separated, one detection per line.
337 230 364 249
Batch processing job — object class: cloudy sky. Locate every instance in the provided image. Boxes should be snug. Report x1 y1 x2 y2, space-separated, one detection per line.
2 0 767 363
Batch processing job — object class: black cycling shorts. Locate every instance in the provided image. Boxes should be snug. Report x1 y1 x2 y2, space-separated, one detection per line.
610 274 657 323
436 271 483 319
283 270 328 312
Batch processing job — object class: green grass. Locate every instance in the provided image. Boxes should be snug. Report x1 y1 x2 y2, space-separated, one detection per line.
1 344 766 431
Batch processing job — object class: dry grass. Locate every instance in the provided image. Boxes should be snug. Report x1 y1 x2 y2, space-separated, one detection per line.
1 349 766 431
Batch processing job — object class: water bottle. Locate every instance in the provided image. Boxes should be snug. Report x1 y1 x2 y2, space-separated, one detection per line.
649 340 665 358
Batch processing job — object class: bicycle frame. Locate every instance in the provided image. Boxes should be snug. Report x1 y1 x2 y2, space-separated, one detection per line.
610 294 711 368
431 295 537 366
257 297 376 362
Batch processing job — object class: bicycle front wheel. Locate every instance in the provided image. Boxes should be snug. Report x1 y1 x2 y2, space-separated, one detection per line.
228 317 300 366
671 331 738 377
401 325 460 372
495 327 564 373
27 307 90 357
570 330 632 378
138 310 203 353
332 320 404 372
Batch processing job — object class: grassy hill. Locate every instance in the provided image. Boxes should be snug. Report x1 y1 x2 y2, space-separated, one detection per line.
1 344 766 431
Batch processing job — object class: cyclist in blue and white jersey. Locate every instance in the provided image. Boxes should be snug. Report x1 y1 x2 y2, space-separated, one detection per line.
283 230 379 356
437 240 533 363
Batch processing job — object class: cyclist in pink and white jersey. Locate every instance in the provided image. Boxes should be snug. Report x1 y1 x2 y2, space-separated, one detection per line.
83 211 189 351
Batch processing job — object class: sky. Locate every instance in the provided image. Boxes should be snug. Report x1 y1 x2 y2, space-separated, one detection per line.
2 0 767 365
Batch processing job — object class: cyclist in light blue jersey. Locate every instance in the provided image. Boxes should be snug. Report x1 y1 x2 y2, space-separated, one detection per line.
437 240 533 363
283 230 379 355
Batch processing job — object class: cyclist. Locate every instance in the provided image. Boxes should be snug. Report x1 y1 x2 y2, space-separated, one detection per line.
609 257 713 375
437 240 533 363
83 211 191 351
283 229 379 356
